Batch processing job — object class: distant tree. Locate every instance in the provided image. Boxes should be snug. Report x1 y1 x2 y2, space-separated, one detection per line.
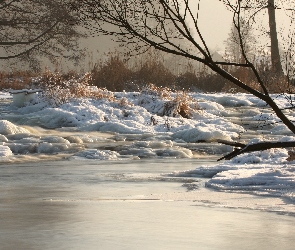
0 0 85 70
224 18 257 64
77 0 295 158
232 0 285 75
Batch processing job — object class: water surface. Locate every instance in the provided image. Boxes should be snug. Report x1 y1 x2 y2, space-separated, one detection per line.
1 160 295 250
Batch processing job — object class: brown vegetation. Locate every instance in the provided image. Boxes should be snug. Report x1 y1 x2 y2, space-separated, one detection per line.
1 54 293 94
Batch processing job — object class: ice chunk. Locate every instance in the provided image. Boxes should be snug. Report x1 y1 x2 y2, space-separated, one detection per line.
0 120 30 135
155 147 193 158
9 89 41 107
7 143 38 154
172 126 232 142
0 145 13 157
37 142 70 154
42 136 70 144
72 149 119 160
216 96 253 107
0 134 8 142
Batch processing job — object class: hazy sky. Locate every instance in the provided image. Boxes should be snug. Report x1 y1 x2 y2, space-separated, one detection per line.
84 0 233 58
56 1 295 71
190 0 233 50
86 0 289 53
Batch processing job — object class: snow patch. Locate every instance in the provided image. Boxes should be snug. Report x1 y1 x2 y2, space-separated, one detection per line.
0 120 30 135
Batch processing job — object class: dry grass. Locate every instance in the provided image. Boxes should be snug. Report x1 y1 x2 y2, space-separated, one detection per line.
141 83 172 99
38 70 115 106
164 91 201 118
1 50 294 96
141 83 201 118
90 54 132 92
0 70 36 90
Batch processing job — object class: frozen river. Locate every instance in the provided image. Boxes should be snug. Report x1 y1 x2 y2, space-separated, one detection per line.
1 91 295 249
1 159 295 250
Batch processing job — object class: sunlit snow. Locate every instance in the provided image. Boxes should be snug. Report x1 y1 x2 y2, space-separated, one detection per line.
1 89 295 202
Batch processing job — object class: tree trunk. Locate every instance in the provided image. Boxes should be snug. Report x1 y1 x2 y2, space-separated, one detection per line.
268 0 283 76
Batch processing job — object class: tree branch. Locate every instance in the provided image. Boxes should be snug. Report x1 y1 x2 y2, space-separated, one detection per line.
218 141 295 161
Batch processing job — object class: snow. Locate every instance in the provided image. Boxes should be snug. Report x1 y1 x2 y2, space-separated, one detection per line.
0 91 12 99
9 89 41 107
172 125 232 142
0 145 13 158
0 120 30 135
1 89 295 203
71 149 120 160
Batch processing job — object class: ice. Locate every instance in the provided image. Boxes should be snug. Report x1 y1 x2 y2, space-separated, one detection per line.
206 164 295 200
41 136 70 144
37 142 67 154
0 145 13 157
9 89 40 107
71 149 120 160
216 95 253 107
0 91 12 99
7 142 39 154
0 134 8 142
172 148 295 199
172 125 233 142
0 120 30 135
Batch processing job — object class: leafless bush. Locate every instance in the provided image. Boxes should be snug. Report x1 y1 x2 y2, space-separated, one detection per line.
133 61 176 89
163 91 201 118
140 83 172 99
38 70 114 106
90 54 132 91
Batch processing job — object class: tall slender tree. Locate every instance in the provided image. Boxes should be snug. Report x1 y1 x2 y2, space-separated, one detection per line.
267 0 283 75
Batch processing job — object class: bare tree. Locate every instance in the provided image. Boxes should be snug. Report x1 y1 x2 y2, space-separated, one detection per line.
0 0 85 70
77 0 295 158
231 0 285 75
267 0 283 75
224 18 256 64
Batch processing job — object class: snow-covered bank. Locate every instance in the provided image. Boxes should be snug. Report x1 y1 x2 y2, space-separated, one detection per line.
0 90 248 161
1 90 295 204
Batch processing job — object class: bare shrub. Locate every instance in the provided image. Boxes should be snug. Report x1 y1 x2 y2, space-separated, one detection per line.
90 54 132 91
197 73 227 92
140 84 200 118
38 70 115 106
221 67 294 93
176 72 198 91
140 83 172 99
118 97 133 107
163 91 201 118
0 70 36 90
133 61 176 89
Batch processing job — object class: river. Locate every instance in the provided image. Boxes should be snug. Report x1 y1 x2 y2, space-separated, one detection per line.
1 159 295 250
1 92 295 249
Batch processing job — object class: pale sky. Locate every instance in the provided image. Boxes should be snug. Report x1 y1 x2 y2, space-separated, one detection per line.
83 0 233 60
77 0 294 73
52 1 295 71
190 0 233 50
